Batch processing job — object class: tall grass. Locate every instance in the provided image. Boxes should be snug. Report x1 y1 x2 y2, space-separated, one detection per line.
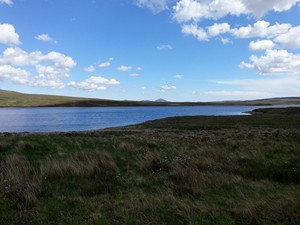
40 151 117 178
0 154 41 203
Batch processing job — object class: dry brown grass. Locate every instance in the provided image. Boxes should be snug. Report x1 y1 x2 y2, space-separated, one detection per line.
118 141 137 152
0 154 41 203
40 151 118 178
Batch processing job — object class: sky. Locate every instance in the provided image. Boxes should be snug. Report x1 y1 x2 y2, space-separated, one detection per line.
0 0 300 102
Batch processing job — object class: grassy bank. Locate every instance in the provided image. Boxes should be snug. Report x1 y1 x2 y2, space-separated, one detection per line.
0 107 299 224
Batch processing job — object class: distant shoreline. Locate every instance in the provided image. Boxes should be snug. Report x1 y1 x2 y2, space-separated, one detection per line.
1 89 300 107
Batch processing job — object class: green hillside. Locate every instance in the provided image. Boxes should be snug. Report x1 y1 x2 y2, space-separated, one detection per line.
1 89 300 107
0 90 161 107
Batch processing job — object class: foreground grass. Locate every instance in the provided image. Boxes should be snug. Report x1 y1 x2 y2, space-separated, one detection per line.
0 107 299 225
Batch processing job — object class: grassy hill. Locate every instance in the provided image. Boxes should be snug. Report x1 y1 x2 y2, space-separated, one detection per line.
1 89 300 107
0 90 168 107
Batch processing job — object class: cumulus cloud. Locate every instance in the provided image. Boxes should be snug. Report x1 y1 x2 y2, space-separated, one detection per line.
84 65 95 73
160 84 176 92
35 34 57 43
117 65 132 72
67 76 120 91
0 48 76 69
240 49 300 75
182 23 230 41
231 20 291 39
0 0 13 5
0 23 21 45
182 20 293 44
173 0 299 22
182 24 208 41
136 0 170 13
249 40 275 51
98 61 111 68
220 38 231 44
275 26 300 49
136 67 143 71
173 0 247 23
207 23 231 37
0 65 30 84
243 0 300 17
0 47 76 88
157 44 172 50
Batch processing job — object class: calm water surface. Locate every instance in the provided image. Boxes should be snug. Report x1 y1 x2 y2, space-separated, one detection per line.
0 105 283 132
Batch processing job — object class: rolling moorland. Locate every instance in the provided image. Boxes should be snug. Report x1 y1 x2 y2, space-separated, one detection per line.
0 107 299 225
1 89 300 107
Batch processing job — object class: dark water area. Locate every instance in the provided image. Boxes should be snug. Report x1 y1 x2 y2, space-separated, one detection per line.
0 105 289 132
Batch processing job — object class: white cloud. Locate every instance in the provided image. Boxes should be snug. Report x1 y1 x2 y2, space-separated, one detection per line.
0 65 30 84
85 76 119 85
67 76 120 91
137 67 143 71
0 0 13 5
173 74 183 79
84 65 95 73
117 65 132 72
0 47 76 88
35 34 57 43
240 49 300 75
130 73 140 77
243 0 300 17
275 26 300 49
207 23 231 37
231 20 291 39
173 0 247 23
157 44 172 50
98 61 111 68
68 81 107 91
0 47 76 69
160 84 176 92
220 38 231 44
33 75 66 89
182 20 293 43
136 0 170 13
182 24 208 41
173 0 208 23
172 0 299 23
0 23 20 45
249 40 275 51
182 23 230 41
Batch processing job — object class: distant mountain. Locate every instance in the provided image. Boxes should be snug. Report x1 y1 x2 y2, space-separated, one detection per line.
155 98 168 103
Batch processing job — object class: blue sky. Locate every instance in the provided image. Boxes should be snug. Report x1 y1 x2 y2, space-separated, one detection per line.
0 0 300 101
